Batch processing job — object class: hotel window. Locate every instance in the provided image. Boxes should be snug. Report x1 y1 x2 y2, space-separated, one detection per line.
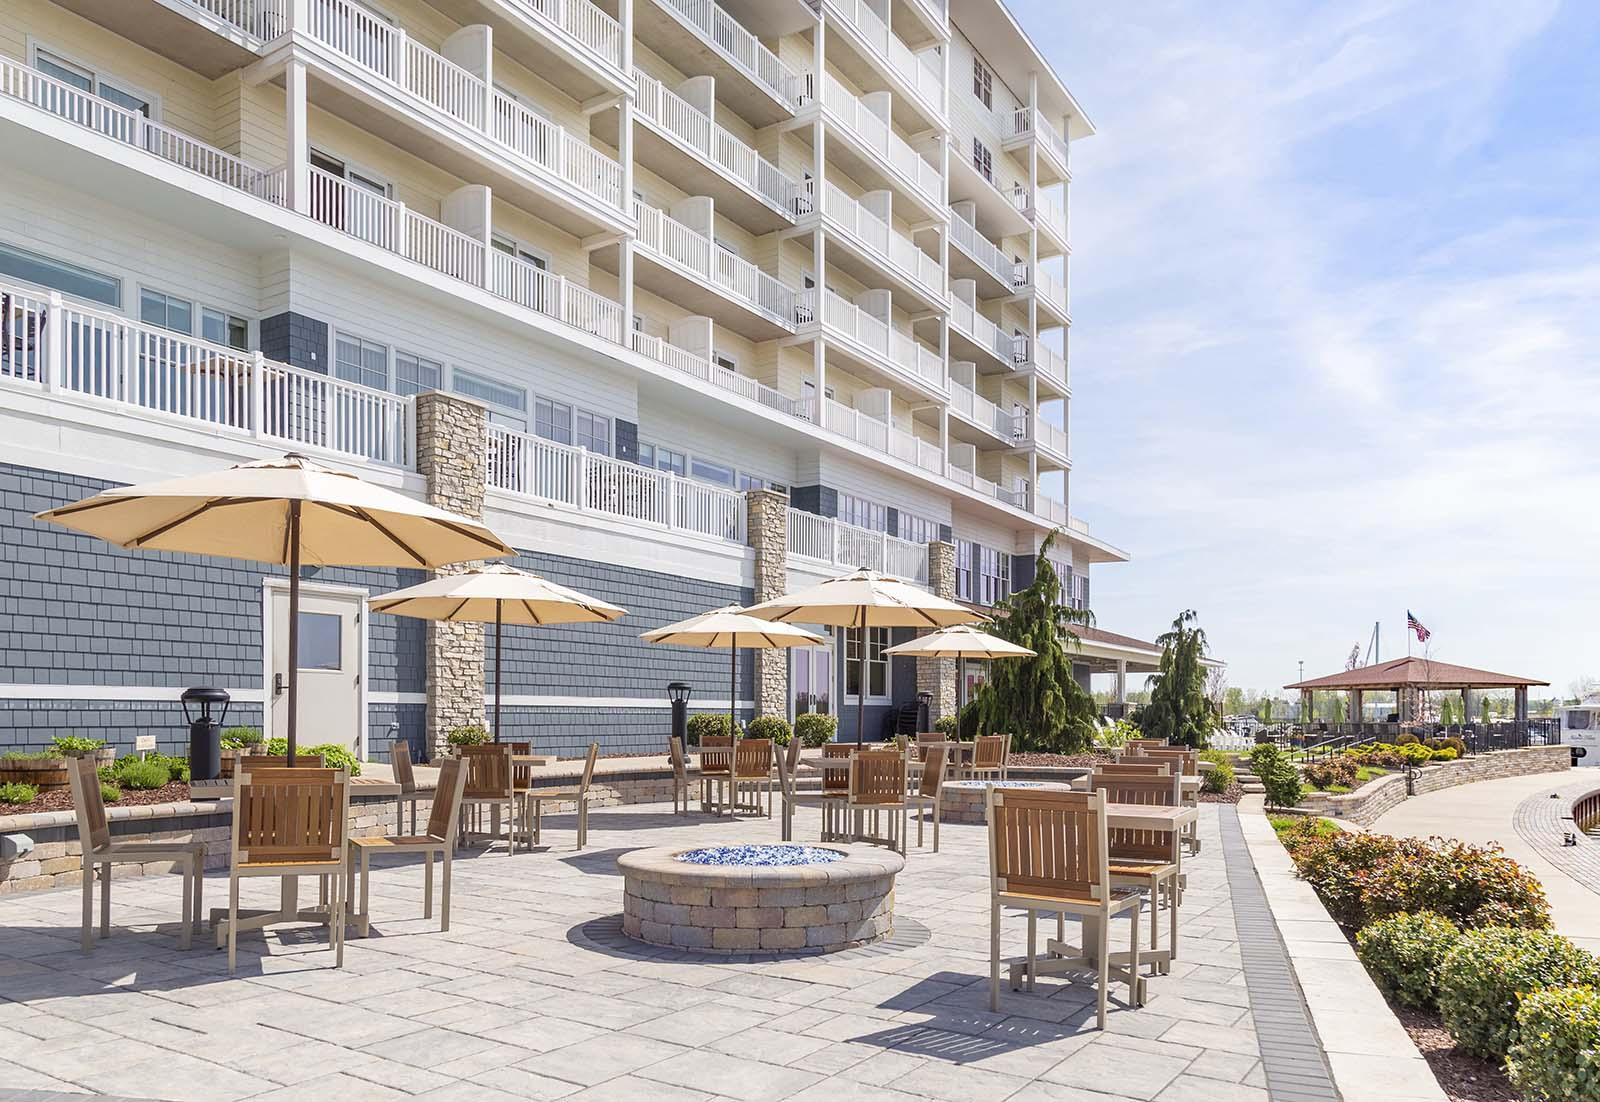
1071 572 1090 611
739 473 786 493
491 233 547 271
534 396 572 444
713 351 737 372
839 493 887 533
899 512 939 545
334 332 388 390
576 409 610 455
845 627 890 701
201 308 248 350
954 539 976 602
972 139 993 183
452 367 527 430
33 49 154 118
0 242 121 308
140 290 193 336
394 350 441 396
640 442 686 477
973 57 993 109
979 546 1010 605
691 457 735 487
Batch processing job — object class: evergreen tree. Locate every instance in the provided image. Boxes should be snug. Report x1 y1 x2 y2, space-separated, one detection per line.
969 532 1098 753
1141 609 1213 747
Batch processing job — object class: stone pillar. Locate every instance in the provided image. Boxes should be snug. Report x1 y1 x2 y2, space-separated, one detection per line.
415 391 489 757
746 489 789 718
916 541 958 723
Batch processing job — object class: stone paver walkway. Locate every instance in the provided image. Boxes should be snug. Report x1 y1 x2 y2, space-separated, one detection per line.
2 801 1276 1102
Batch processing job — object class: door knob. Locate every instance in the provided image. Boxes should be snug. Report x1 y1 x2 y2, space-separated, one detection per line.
274 673 285 696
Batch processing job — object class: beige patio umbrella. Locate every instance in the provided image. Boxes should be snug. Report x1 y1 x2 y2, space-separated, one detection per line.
370 564 627 740
34 453 513 762
884 623 1036 722
742 569 987 746
640 607 828 743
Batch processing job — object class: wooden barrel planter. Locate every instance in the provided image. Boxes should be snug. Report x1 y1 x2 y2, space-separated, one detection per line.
0 756 71 792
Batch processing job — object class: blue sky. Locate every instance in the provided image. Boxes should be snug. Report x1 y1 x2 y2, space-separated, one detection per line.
1019 0 1600 698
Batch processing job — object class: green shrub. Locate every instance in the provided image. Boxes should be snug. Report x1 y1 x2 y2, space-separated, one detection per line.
134 752 190 783
445 725 490 747
259 739 357 775
1437 928 1600 1059
1395 731 1420 745
745 716 791 745
934 714 959 736
1100 719 1140 749
1288 829 1407 927
1355 911 1462 1009
1399 742 1433 766
113 758 171 790
48 735 107 757
1363 837 1550 930
794 713 837 748
1302 757 1358 791
0 781 39 805
221 726 263 750
1199 750 1234 793
1430 746 1459 762
1427 736 1467 758
99 781 122 804
1250 743 1303 809
1507 985 1600 1102
1348 743 1406 769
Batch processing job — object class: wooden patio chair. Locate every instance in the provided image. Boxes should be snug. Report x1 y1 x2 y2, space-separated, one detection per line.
1132 748 1200 853
1095 761 1171 778
1127 738 1170 751
524 742 600 850
820 742 855 840
456 744 521 855
698 734 733 814
775 743 848 842
226 766 350 973
986 786 1143 1025
905 745 947 852
668 736 691 815
967 733 1010 782
67 756 205 953
390 742 420 835
240 753 326 769
348 755 469 937
783 732 802 785
1091 771 1183 973
847 748 910 854
732 737 774 817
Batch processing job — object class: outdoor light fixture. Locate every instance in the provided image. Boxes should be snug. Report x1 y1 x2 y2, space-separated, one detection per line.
668 683 692 704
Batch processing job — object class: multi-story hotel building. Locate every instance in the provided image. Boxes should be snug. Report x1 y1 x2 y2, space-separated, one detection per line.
0 0 1143 758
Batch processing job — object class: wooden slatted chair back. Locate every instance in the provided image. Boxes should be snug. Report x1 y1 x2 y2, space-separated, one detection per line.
821 743 854 794
1128 738 1170 750
849 749 906 805
988 787 1107 903
668 736 688 782
973 734 1008 769
578 742 600 792
233 767 348 867
734 738 773 780
1092 772 1181 863
425 756 469 842
917 746 947 799
916 732 944 747
1138 748 1198 776
1095 761 1170 777
241 753 325 770
390 743 416 795
784 732 802 779
775 740 795 800
699 734 733 777
458 745 514 800
66 756 111 855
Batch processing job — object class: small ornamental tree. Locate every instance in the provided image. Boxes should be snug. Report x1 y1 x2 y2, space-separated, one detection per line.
968 531 1098 753
1141 610 1212 748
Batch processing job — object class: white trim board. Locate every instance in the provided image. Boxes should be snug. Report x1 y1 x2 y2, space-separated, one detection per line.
0 685 265 702
0 688 753 710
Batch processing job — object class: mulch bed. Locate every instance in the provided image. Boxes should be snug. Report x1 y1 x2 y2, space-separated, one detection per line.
1394 1007 1516 1102
1199 782 1242 804
0 782 191 817
1007 752 1115 768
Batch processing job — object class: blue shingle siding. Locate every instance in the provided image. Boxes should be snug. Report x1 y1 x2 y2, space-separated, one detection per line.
791 485 837 518
259 311 329 375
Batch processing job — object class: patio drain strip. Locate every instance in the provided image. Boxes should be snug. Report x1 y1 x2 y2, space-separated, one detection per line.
1218 805 1342 1102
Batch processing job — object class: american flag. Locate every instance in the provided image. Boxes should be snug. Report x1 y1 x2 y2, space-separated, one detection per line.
1407 610 1430 643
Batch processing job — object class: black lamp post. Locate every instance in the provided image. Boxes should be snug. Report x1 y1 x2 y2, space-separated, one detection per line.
668 682 691 748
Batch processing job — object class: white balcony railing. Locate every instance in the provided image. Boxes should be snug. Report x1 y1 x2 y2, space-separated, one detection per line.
633 332 811 420
1023 338 1068 390
634 202 799 326
948 379 1019 441
304 0 624 213
1035 494 1068 526
948 297 1017 365
1010 107 1071 175
634 72 802 216
182 0 284 41
822 398 943 475
1033 267 1068 316
821 0 943 113
819 75 941 205
949 209 1020 289
1026 417 1068 460
820 183 942 296
654 0 806 109
509 0 625 70
814 291 945 392
0 281 412 467
486 425 746 543
787 508 928 584
1033 188 1068 243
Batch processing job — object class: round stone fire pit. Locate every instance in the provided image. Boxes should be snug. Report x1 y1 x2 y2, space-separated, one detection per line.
618 843 904 953
940 779 1077 824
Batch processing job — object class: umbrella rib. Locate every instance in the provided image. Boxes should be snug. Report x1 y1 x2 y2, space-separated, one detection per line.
349 507 429 566
431 517 513 555
127 497 230 549
446 597 472 621
519 599 544 626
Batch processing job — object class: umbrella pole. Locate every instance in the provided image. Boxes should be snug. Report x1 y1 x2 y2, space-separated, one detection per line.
730 643 737 741
493 599 503 742
285 500 302 767
856 622 866 748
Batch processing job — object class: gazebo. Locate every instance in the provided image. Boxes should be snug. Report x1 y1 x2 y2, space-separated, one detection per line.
1286 657 1549 736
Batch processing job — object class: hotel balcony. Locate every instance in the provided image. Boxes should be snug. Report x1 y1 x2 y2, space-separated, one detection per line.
636 0 808 125
1013 333 1069 396
812 183 944 311
632 329 811 421
608 71 803 232
945 296 1018 373
946 377 1021 447
893 0 950 45
1017 263 1070 326
1003 107 1071 185
788 507 929 584
948 208 1021 299
821 398 945 476
1034 491 1068 528
48 0 271 77
818 0 945 132
947 139 1031 242
806 75 945 221
285 0 628 236
610 201 803 339
947 461 1027 510
807 290 948 399
422 0 630 100
1017 414 1069 468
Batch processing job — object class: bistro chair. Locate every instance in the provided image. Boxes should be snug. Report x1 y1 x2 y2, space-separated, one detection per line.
966 734 1010 782
905 746 947 852
390 742 420 835
699 734 733 814
847 748 911 854
225 766 350 973
820 742 855 840
1127 738 1170 751
524 742 600 850
1095 762 1171 778
783 732 802 785
66 757 205 953
668 736 691 815
1092 771 1183 972
1132 748 1200 853
456 744 521 854
986 786 1144 1025
348 755 470 936
240 753 326 769
732 737 774 817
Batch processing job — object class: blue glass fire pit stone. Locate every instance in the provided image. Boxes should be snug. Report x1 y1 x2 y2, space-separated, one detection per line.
944 780 1055 790
675 844 844 867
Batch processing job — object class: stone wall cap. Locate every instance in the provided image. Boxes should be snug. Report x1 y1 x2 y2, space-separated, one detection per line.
617 844 904 885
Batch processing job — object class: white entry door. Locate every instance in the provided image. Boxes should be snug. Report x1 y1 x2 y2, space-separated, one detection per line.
791 641 834 721
270 586 363 755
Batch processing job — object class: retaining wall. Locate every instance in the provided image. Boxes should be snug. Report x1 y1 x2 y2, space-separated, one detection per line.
1298 746 1571 825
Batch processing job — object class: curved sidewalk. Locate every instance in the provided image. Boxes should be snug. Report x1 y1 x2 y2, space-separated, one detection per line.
1368 770 1600 953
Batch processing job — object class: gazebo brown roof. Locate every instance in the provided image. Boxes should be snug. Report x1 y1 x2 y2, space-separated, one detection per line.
1286 657 1548 693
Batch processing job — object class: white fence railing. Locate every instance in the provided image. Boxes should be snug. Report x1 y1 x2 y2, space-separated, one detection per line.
634 72 802 216
948 380 1018 441
822 0 943 113
633 333 810 420
487 425 746 543
1029 417 1068 460
815 291 945 392
512 0 625 69
820 183 941 296
948 297 1017 365
821 398 943 475
787 508 928 584
1023 338 1068 389
1035 494 1068 526
0 281 412 466
1011 107 1071 175
1034 188 1068 242
655 0 806 108
634 202 799 326
820 75 941 204
1034 266 1068 316
949 209 1019 289
180 0 284 40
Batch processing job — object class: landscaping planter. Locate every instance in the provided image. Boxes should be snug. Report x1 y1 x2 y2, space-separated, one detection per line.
0 757 70 792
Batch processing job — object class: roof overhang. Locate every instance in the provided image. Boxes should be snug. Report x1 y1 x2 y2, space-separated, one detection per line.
950 0 1095 138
